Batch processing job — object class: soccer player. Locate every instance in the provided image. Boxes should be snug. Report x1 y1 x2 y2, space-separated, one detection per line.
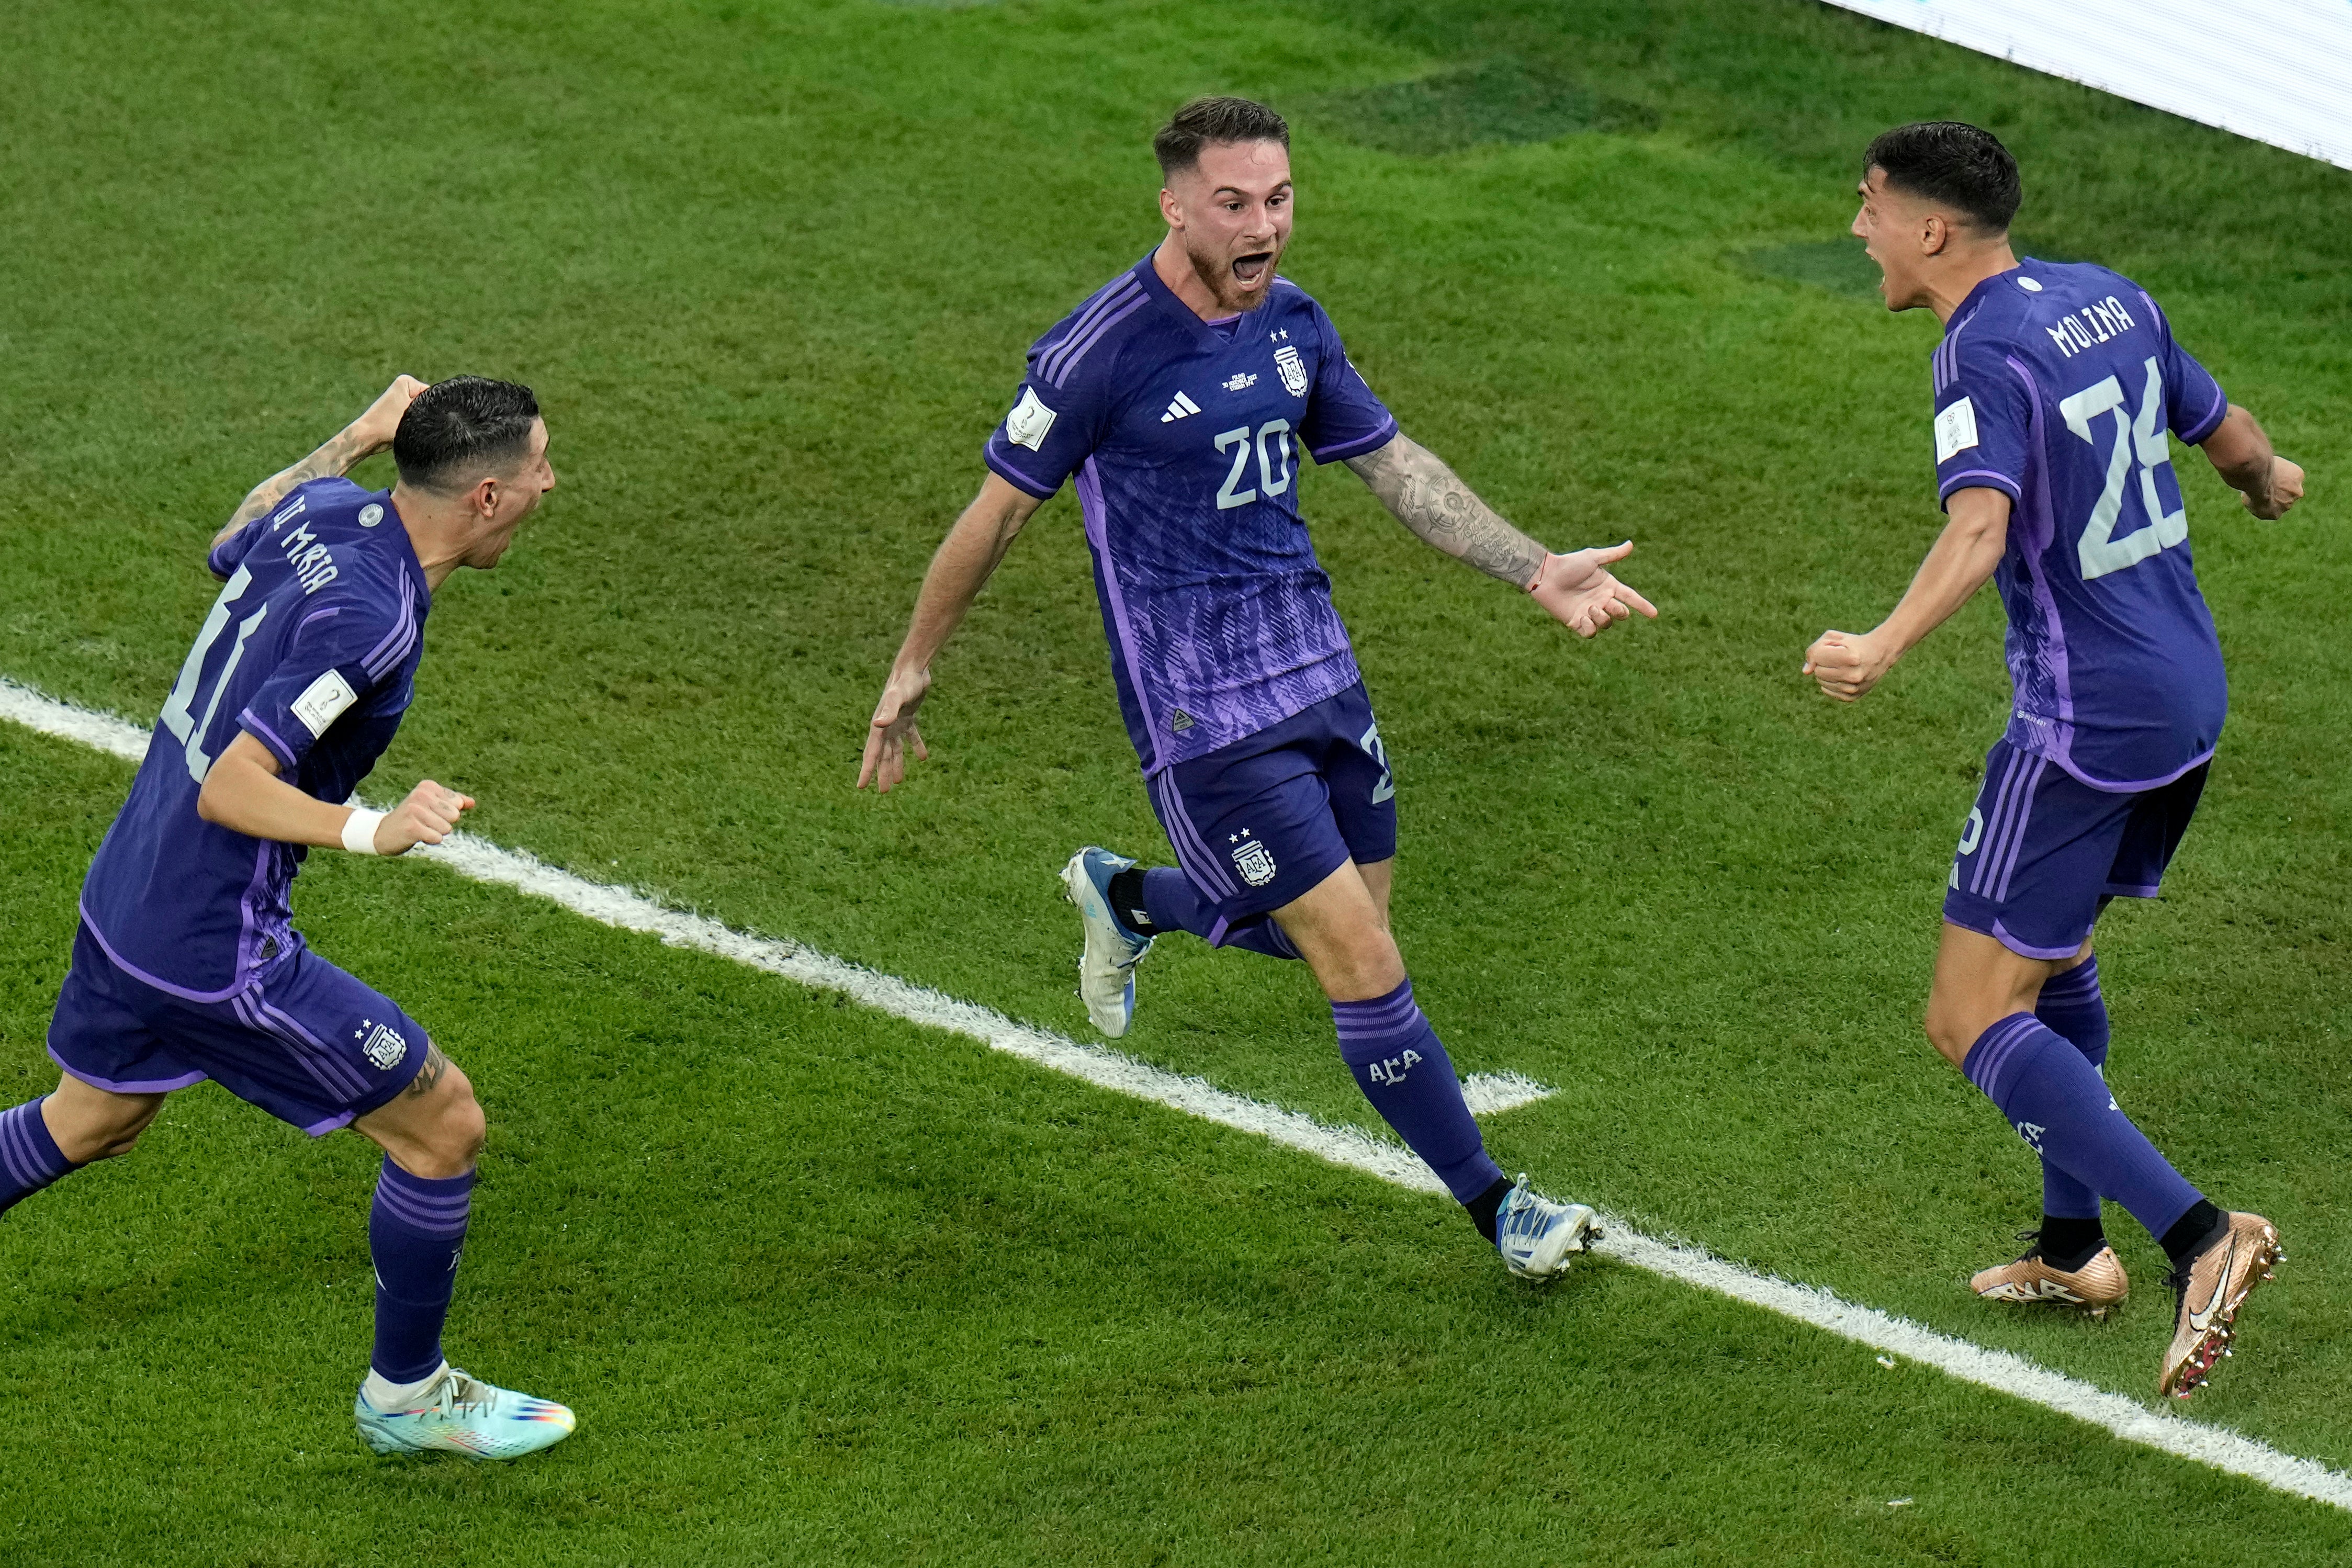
858 97 1655 1278
0 376 577 1456
1806 123 2306 1397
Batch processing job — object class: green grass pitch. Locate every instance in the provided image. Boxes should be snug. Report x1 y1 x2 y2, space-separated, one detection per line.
2 0 2348 1560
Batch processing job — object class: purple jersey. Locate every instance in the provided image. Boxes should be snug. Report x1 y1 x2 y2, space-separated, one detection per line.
1931 260 2231 791
984 258 1398 773
79 478 429 1000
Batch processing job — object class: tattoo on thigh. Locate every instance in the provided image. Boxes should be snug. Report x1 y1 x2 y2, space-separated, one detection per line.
404 1044 450 1097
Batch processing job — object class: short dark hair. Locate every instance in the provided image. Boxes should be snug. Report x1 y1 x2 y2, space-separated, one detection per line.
392 376 541 493
1864 121 2021 234
1153 96 1289 178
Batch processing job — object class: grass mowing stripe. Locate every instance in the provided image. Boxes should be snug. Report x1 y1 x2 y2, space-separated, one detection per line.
5 671 2347 1512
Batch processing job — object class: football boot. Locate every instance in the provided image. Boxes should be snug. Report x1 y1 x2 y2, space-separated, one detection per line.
1495 1174 1601 1279
1060 846 1153 1037
2159 1211 2282 1399
1969 1229 2129 1317
355 1364 576 1460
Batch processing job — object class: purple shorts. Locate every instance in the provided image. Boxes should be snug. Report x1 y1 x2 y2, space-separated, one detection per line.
1944 738 2209 960
48 923 427 1135
1146 682 1399 946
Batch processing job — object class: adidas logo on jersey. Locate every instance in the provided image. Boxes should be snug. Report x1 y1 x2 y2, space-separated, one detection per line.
1160 391 1202 423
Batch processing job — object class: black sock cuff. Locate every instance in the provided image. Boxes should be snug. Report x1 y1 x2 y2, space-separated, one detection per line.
2158 1199 2226 1267
1104 867 1158 935
1466 1176 1512 1244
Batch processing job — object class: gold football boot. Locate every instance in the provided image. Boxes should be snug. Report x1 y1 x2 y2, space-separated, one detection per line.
2159 1211 2282 1399
1970 1230 2129 1316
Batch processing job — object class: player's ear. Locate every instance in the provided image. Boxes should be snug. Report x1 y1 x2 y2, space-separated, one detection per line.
1159 185 1183 229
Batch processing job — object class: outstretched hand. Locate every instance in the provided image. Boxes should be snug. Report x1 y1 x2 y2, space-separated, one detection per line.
857 667 932 793
1529 542 1658 638
377 778 474 854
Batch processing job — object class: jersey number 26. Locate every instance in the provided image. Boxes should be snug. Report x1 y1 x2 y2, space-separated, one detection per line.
2059 356 2188 582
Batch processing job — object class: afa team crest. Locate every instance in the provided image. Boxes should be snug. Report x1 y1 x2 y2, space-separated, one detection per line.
1231 831 1277 888
1273 345 1309 398
359 1022 408 1071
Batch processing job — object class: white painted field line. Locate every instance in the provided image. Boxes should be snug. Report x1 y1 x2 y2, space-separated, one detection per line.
3 674 2347 1512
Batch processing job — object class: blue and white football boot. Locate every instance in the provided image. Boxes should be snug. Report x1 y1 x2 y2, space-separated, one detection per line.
354 1364 576 1460
1495 1174 1601 1280
1060 846 1153 1038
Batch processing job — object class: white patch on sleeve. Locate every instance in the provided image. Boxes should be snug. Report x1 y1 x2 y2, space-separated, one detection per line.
289 669 358 737
1004 387 1057 452
1934 397 1980 465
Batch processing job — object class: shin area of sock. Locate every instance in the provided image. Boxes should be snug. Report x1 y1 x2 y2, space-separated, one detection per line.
2035 956 2110 1068
0 1098 83 1216
368 1158 475 1384
1333 980 1504 1203
1139 868 1218 941
1963 1014 2201 1243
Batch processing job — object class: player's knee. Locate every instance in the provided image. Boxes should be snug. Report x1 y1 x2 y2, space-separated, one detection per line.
49 1094 162 1164
413 1067 486 1177
1921 999 1975 1068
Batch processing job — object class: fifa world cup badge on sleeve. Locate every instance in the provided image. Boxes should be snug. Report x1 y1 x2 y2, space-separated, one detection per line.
1005 388 1057 451
1934 397 1979 463
291 670 359 737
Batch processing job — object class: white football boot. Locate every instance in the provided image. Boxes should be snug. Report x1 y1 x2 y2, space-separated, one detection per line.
1495 1175 1601 1279
354 1364 576 1460
1060 846 1154 1037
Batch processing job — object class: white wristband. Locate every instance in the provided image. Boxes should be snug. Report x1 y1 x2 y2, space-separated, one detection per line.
341 808 386 855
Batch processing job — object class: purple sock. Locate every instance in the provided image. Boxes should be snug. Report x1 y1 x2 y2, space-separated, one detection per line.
1141 867 1299 958
369 1158 474 1383
1332 980 1504 1204
0 1099 81 1217
2034 959 2110 1221
1963 1014 2201 1242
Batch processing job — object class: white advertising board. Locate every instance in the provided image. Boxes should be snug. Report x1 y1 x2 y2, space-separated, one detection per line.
1819 0 2352 171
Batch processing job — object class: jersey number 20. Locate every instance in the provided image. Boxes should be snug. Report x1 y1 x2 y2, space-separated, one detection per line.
2058 356 2188 581
1213 420 1296 511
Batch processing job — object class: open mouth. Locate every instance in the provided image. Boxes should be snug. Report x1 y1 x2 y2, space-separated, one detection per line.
1231 252 1274 286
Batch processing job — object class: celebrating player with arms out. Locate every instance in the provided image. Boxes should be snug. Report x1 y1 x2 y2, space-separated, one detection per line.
860 97 1653 1277
0 377 577 1456
1806 123 2306 1397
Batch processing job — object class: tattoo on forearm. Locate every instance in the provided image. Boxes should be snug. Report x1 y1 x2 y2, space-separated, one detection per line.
1347 437 1547 588
404 1043 451 1098
222 426 372 534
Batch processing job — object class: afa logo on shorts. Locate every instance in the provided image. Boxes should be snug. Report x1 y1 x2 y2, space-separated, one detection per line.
355 1021 408 1071
1230 829 1278 888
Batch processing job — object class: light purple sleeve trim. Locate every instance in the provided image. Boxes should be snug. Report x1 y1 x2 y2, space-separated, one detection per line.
47 1045 207 1096
983 444 1062 500
2178 385 2229 445
2103 882 2163 899
300 1110 359 1137
1308 415 1399 465
1938 469 2023 504
238 708 303 772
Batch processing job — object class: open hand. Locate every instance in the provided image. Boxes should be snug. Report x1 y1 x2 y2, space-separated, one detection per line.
378 777 475 853
1803 629 1895 703
2245 456 2305 521
1530 542 1658 638
350 376 431 455
857 667 932 793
